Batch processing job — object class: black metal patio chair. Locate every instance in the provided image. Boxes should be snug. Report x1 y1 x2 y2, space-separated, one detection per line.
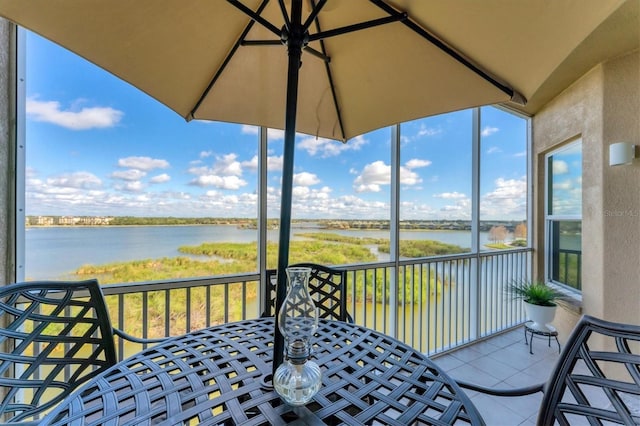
0 279 162 424
263 263 353 323
454 315 640 425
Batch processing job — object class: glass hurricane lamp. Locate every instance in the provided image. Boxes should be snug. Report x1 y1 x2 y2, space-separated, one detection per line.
273 266 321 406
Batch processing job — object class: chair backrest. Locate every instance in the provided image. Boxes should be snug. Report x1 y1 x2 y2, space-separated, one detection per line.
264 263 352 322
538 314 640 425
0 279 117 423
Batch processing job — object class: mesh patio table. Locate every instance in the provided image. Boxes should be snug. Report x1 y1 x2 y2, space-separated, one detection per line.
42 318 483 425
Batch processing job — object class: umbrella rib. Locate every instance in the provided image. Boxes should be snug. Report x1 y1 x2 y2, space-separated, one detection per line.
190 0 272 120
307 12 407 42
302 46 330 63
227 0 282 37
239 41 330 63
277 0 291 31
302 0 327 31
242 40 282 46
308 0 346 142
239 39 329 63
370 0 527 105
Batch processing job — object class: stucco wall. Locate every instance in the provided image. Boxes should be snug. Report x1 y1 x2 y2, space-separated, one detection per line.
533 50 640 332
601 51 640 323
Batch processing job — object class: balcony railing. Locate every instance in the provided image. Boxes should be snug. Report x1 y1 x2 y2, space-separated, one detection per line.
102 248 532 360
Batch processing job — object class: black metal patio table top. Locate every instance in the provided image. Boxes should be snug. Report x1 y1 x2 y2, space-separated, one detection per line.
42 318 483 425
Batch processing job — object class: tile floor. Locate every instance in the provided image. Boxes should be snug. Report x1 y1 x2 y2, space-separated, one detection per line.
432 326 562 425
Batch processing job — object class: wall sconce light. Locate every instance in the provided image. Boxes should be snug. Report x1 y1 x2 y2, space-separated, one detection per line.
609 142 637 166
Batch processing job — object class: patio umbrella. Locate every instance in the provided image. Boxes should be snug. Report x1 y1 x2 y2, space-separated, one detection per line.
0 0 625 373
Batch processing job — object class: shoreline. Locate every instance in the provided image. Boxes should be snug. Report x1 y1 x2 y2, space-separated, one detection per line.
26 224 480 232
26 216 528 232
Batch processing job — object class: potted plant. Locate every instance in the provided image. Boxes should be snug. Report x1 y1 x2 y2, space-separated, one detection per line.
508 281 565 332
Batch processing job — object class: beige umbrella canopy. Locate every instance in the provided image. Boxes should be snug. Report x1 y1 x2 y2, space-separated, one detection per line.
0 0 625 141
0 0 626 372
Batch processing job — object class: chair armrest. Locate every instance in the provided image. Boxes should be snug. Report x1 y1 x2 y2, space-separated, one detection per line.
455 379 545 396
112 327 167 344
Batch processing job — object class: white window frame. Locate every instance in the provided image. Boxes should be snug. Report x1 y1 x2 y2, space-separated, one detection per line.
544 139 582 293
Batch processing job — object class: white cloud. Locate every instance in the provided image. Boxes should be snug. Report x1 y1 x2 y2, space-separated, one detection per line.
354 183 382 193
241 125 258 135
480 176 527 219
405 158 431 169
434 191 466 199
111 169 147 181
486 146 501 154
187 153 248 189
487 177 526 199
552 160 569 174
211 153 243 176
417 125 443 138
399 167 422 185
118 156 169 171
190 175 247 190
26 98 123 130
481 126 499 137
268 156 284 172
116 181 145 193
46 172 102 189
401 124 443 144
353 160 422 193
268 129 286 140
293 172 320 186
200 151 213 158
241 156 258 171
323 195 388 218
553 180 573 191
187 165 209 176
441 204 464 212
150 173 171 184
353 161 389 193
292 186 310 197
241 155 283 172
241 125 285 140
298 135 366 158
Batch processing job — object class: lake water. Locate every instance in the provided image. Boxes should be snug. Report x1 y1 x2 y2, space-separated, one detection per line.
24 225 491 280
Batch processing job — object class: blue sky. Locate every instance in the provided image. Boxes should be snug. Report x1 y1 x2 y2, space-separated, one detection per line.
25 31 528 221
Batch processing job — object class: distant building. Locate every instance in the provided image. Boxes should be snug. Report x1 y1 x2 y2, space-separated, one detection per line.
28 216 114 226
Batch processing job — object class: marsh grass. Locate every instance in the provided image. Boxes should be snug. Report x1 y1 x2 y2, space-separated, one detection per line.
74 233 466 337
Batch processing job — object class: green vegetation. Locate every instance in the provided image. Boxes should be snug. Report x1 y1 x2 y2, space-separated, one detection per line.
384 240 468 257
109 216 247 226
510 239 528 247
485 242 511 250
557 252 581 290
27 216 525 234
73 233 470 337
296 232 386 245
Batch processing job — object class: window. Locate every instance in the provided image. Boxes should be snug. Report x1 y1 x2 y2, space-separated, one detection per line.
20 30 531 287
480 106 528 251
545 140 582 290
400 110 473 256
23 32 262 283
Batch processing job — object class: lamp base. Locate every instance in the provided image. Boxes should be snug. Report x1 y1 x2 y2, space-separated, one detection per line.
260 373 274 390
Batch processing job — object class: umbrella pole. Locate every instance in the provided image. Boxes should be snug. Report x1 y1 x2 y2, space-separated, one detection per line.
273 0 304 377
